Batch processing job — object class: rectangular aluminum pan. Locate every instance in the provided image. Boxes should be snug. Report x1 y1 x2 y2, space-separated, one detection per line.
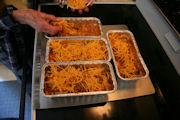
106 30 149 81
40 61 117 98
45 17 103 39
45 38 112 62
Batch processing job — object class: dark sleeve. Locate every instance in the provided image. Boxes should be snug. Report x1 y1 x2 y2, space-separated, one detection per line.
0 5 25 81
0 5 17 38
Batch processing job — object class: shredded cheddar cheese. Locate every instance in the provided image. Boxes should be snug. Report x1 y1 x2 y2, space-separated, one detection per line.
49 40 108 62
44 64 114 95
50 19 101 37
108 32 146 78
67 0 88 9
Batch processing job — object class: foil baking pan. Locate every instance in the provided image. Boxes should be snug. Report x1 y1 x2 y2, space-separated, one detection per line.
107 30 149 81
45 38 112 62
40 61 117 98
45 17 103 39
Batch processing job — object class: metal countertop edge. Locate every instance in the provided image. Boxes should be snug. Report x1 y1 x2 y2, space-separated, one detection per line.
31 31 38 120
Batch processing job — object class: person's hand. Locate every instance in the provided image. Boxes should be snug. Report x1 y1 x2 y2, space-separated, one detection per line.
71 0 93 14
12 9 62 35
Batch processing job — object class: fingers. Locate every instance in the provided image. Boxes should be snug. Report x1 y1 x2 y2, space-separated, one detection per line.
36 12 62 35
44 25 62 35
78 9 83 14
89 2 93 6
71 1 92 14
36 20 62 35
40 12 60 22
84 7 89 12
71 8 75 12
77 7 89 14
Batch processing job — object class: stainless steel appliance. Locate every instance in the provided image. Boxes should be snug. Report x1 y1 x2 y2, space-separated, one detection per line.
153 0 180 35
30 0 180 120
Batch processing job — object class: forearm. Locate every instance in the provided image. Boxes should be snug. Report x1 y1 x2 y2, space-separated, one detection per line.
12 9 36 25
1 5 62 36
11 9 62 35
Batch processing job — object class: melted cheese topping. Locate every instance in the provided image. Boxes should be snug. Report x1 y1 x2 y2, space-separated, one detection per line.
50 18 101 37
67 0 88 9
108 32 146 78
49 40 108 62
44 64 114 95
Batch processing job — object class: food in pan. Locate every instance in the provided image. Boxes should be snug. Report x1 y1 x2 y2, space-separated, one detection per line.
48 40 109 62
108 32 146 79
49 18 101 37
44 64 114 95
67 0 88 9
